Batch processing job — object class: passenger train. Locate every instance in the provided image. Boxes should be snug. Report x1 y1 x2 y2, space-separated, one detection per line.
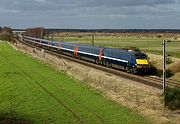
22 36 149 74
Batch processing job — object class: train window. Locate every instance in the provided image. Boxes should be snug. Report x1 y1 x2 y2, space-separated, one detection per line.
135 53 147 59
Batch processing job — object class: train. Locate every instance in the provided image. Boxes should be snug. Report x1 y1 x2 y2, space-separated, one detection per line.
21 36 149 74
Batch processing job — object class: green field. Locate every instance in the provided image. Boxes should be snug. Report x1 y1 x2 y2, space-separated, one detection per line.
0 42 150 123
53 36 180 58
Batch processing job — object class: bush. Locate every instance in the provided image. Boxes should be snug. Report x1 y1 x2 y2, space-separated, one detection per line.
148 63 157 75
164 87 180 110
166 69 174 78
166 57 172 64
171 62 180 73
0 32 13 41
148 63 174 78
157 35 162 38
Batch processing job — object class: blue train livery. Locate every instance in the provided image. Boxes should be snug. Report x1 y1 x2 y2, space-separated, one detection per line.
22 36 149 74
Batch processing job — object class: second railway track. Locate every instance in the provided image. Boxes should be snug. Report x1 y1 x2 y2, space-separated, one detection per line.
13 38 180 90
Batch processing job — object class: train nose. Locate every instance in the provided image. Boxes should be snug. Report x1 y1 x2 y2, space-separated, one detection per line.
136 59 148 64
136 59 149 68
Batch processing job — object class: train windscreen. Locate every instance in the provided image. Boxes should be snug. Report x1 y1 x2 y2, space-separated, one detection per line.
135 53 147 59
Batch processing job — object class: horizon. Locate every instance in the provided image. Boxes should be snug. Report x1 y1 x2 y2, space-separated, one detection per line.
11 28 180 30
11 28 180 33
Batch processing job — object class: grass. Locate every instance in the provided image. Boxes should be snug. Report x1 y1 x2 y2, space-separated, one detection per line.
0 42 151 123
164 87 180 110
53 36 180 58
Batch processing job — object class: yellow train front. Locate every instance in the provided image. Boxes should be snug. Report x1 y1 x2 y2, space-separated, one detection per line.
134 52 149 74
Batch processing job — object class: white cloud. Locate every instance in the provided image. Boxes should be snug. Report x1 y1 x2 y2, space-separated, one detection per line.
34 0 46 3
0 8 20 13
11 10 20 13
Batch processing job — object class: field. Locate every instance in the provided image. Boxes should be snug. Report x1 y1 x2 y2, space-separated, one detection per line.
0 42 150 123
53 36 180 58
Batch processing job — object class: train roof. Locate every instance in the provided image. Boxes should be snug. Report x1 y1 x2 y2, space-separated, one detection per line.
23 36 147 56
52 40 144 55
104 47 129 53
57 41 102 49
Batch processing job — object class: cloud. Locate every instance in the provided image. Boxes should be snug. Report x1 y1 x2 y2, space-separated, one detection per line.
0 8 20 14
0 0 175 12
77 0 175 7
0 0 180 28
34 0 46 3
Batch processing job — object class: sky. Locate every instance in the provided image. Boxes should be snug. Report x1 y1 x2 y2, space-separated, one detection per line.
0 0 180 29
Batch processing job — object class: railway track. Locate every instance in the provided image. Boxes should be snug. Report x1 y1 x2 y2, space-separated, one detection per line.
13 38 180 90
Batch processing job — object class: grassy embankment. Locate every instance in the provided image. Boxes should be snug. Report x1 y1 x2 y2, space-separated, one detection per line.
0 42 151 123
53 36 180 58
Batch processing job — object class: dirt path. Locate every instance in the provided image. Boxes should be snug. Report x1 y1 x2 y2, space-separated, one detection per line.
10 42 180 124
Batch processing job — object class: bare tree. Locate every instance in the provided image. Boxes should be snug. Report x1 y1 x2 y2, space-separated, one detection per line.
2 27 12 34
25 27 46 38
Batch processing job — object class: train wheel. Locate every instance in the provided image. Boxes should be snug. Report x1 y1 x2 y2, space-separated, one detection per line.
107 62 112 68
129 68 136 74
78 55 81 59
102 61 106 66
95 59 99 64
132 68 137 74
59 50 63 54
127 68 130 73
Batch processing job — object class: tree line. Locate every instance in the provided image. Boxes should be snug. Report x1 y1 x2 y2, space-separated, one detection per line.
24 27 46 38
0 26 47 41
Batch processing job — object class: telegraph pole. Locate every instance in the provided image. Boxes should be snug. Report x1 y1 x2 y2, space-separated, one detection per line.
162 40 170 94
90 35 95 46
162 40 166 94
51 34 54 41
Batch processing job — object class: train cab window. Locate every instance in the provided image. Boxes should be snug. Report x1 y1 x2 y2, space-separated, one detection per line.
135 53 147 59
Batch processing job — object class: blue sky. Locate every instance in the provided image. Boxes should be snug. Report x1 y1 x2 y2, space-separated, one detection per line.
0 0 180 29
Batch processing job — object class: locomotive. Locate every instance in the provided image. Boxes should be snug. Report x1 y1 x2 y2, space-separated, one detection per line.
22 36 149 74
